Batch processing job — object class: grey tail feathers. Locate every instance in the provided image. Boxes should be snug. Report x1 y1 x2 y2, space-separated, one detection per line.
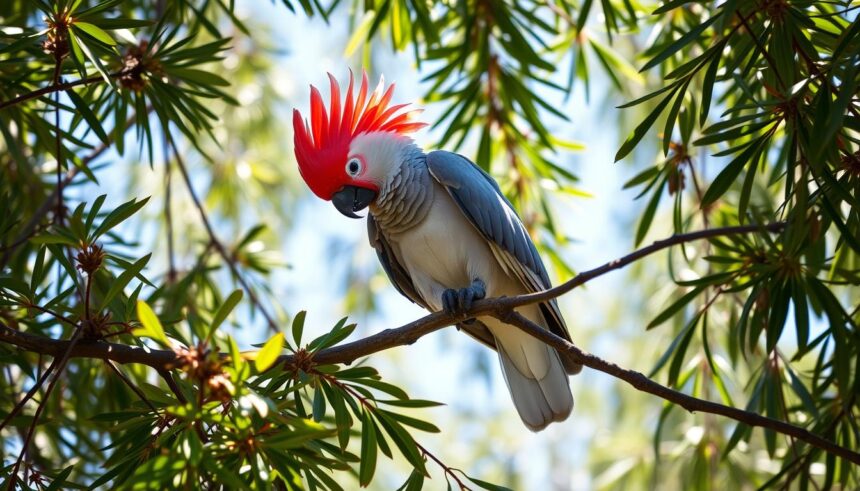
497 343 573 431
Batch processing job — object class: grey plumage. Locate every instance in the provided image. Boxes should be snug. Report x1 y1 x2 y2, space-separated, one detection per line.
367 148 579 431
426 151 581 374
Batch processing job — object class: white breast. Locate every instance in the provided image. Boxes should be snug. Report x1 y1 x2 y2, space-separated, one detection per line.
387 183 519 311
383 183 557 378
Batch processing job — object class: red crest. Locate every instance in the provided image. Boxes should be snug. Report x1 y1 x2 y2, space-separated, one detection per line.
293 71 427 200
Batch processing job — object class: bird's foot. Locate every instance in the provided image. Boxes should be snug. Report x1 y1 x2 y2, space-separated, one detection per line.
441 279 486 317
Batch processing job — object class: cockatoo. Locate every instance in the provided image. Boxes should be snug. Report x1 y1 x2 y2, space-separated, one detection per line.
293 71 580 430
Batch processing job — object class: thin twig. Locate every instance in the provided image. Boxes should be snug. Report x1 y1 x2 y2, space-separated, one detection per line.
168 135 279 333
415 442 470 490
7 325 84 489
158 369 187 404
163 131 177 284
0 352 60 433
104 360 160 414
0 72 125 111
21 301 78 327
53 74 64 225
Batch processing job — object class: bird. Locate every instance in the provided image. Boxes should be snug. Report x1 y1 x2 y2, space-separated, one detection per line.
292 71 580 431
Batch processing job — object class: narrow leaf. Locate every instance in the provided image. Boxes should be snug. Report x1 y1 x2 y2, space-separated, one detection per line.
208 289 243 340
255 332 284 372
135 300 170 347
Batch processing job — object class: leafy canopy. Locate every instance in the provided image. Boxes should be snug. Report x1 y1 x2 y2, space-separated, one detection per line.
1 0 859 489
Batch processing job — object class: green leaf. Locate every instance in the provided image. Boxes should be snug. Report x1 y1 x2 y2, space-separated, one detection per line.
169 67 231 87
255 332 284 372
635 173 668 246
667 314 700 386
700 135 767 206
623 165 661 189
308 319 356 352
359 411 378 486
312 386 326 422
379 399 444 409
470 476 514 491
616 90 676 161
100 253 151 310
647 285 706 330
699 51 721 126
375 413 427 475
344 10 375 57
73 21 117 45
93 197 150 239
228 335 245 374
765 283 790 352
398 470 425 491
292 310 306 346
653 0 694 14
134 300 170 347
379 410 440 433
66 88 110 145
44 465 75 491
85 194 107 232
207 289 243 340
30 234 78 247
640 14 719 72
791 280 809 352
349 378 409 400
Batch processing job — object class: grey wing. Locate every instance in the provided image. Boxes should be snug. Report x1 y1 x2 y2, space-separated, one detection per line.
426 150 579 372
367 215 498 351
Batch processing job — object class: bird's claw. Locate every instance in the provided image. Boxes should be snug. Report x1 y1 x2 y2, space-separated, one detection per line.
441 279 486 316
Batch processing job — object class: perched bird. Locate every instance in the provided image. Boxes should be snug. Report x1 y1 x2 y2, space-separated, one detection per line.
293 71 581 431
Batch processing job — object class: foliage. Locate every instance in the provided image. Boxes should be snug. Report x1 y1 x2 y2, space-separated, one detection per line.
0 0 858 489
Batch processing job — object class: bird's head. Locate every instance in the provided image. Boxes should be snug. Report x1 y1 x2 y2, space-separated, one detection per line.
293 71 426 218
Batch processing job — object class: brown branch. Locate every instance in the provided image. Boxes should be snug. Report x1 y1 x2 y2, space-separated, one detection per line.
6 222 852 465
1 223 786 371
0 72 122 111
488 222 785 311
496 310 860 466
158 369 188 405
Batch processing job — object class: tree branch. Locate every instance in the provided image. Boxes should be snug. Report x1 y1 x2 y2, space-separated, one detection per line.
8 221 853 466
0 222 785 369
496 310 860 466
0 72 120 111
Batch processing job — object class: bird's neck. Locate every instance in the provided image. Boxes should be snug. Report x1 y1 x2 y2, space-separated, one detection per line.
370 146 433 234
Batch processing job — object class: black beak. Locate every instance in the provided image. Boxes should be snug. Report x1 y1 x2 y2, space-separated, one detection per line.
331 186 377 219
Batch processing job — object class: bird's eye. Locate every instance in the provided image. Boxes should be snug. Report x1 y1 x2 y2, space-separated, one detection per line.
346 158 362 177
